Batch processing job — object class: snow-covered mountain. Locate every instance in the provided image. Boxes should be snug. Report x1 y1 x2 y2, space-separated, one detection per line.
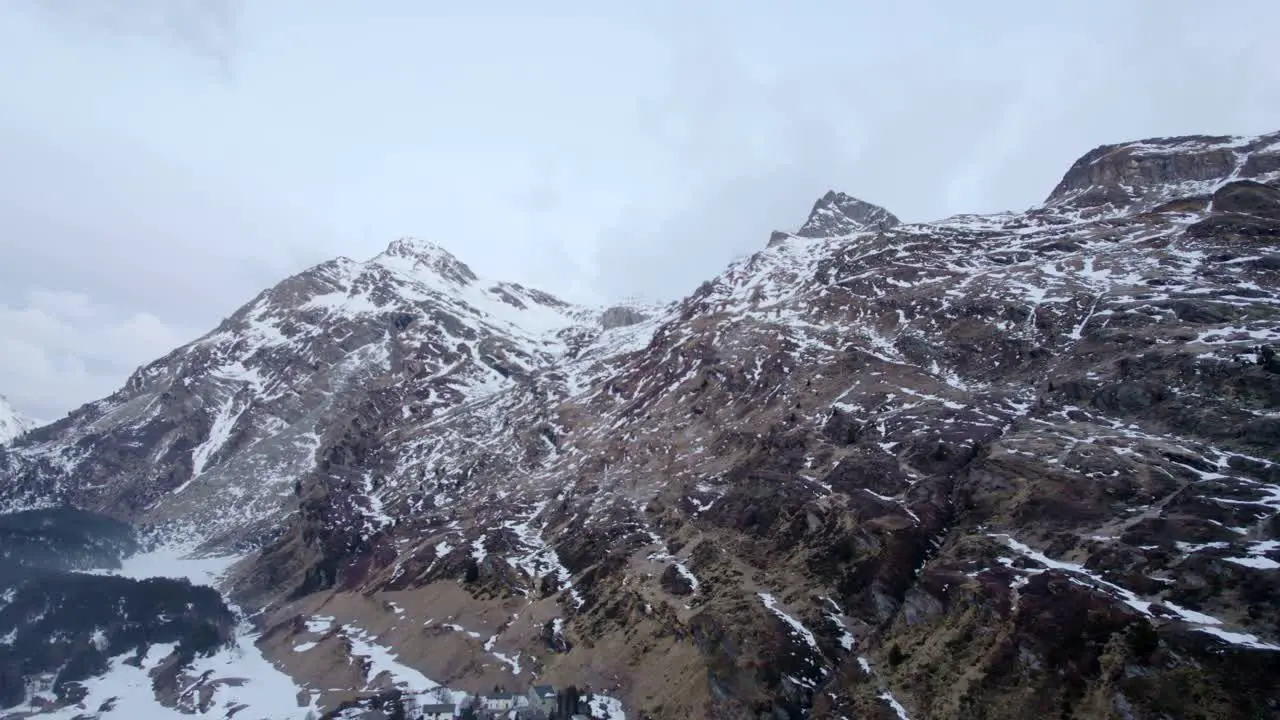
3 128 1280 719
0 237 646 546
0 394 35 444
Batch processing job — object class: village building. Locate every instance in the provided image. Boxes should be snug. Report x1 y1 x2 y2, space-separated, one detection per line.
418 703 456 720
483 691 518 713
526 684 557 715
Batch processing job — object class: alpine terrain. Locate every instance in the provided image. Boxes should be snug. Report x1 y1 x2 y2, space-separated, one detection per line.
0 396 34 445
3 128 1280 720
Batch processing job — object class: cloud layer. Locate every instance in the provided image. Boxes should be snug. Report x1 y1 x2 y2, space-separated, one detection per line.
2 0 1280 418
0 290 199 422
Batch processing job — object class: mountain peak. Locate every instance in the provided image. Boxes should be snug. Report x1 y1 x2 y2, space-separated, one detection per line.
0 394 35 444
375 236 478 285
382 236 452 258
1045 130 1280 216
795 191 900 238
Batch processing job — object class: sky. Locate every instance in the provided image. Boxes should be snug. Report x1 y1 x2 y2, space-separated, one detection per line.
2 0 1279 421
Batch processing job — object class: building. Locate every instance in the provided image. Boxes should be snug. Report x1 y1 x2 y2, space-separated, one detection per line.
418 703 455 720
526 685 556 714
483 692 518 713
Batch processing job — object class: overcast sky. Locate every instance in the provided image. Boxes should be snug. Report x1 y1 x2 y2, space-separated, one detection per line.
2 0 1279 421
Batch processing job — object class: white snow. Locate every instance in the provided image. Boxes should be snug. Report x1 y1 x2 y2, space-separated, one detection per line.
1226 556 1280 570
492 649 522 675
588 694 627 720
370 237 584 342
75 543 321 717
482 633 523 675
1197 627 1280 651
673 561 700 593
758 593 820 651
35 629 319 719
187 395 246 482
824 599 855 651
85 543 242 588
879 690 911 719
0 394 36 444
182 622 321 717
502 500 581 604
442 623 484 640
995 535 1280 651
357 472 394 535
306 616 336 634
344 625 441 690
36 644 185 719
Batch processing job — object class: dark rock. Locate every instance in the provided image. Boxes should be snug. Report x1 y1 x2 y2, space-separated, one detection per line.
795 191 900 238
660 564 694 596
1211 180 1280 219
821 408 861 445
601 306 650 330
1169 299 1234 324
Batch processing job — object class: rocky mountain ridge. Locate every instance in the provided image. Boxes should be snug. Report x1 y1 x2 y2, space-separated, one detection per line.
3 128 1280 719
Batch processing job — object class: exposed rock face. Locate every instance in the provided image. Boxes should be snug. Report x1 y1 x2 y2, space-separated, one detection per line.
795 190 900 238
5 130 1280 719
601 305 649 330
0 238 597 548
1045 130 1280 217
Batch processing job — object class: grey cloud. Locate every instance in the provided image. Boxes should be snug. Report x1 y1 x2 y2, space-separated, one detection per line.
0 289 201 421
591 1 1280 301
0 130 331 325
18 0 241 79
3 0 1280 419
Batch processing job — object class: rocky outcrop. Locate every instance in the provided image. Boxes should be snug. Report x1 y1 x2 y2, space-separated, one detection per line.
0 237 590 548
1045 130 1280 217
601 305 649 330
796 190 900 238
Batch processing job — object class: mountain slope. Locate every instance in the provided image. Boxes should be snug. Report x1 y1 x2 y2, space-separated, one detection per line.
0 238 630 547
3 129 1280 719
0 395 34 444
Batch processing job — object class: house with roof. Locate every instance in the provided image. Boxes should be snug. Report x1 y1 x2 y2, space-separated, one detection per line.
526 684 556 714
483 691 518 713
417 703 455 720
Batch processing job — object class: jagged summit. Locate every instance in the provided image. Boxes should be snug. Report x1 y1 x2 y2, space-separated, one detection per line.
795 190 900 238
375 236 479 286
768 191 900 247
0 394 35 444
1045 129 1280 217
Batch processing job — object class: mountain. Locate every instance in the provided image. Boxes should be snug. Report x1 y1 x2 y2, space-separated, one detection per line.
3 128 1280 719
0 237 630 548
0 395 34 444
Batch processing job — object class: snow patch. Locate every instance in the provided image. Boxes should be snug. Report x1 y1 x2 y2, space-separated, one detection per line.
758 593 820 651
